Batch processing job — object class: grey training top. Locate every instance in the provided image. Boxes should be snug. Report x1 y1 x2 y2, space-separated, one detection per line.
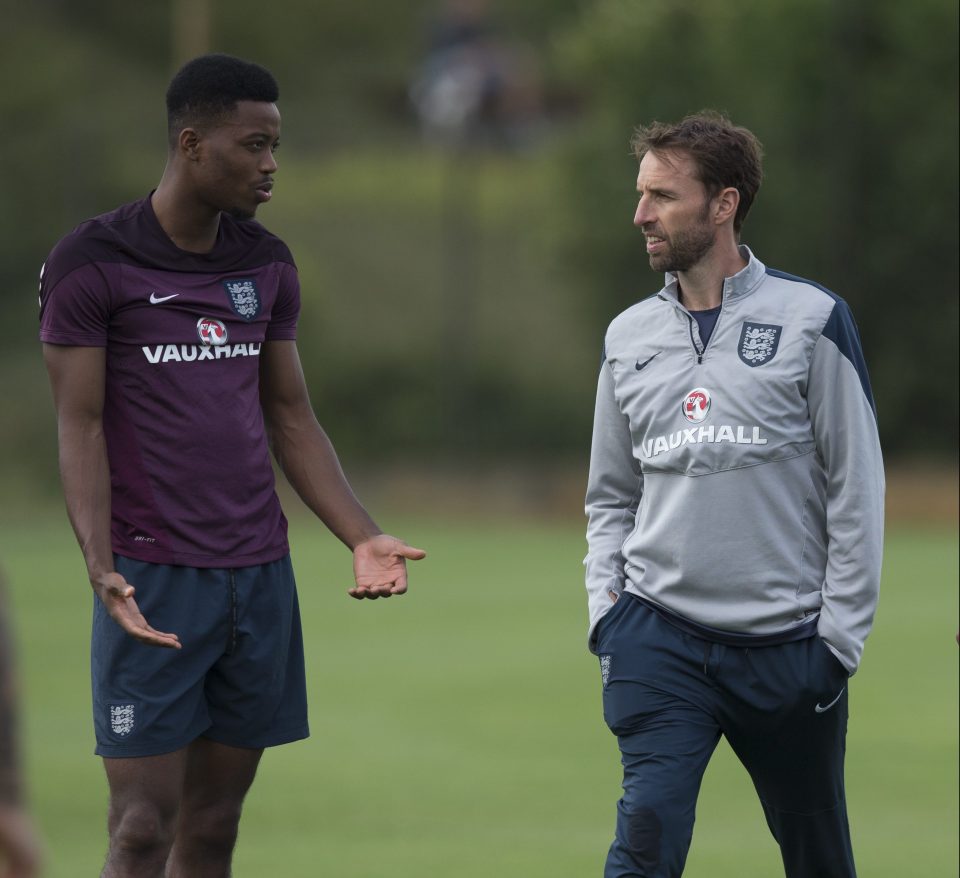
584 247 884 674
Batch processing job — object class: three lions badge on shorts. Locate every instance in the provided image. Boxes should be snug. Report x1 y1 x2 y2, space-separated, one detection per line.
109 703 136 738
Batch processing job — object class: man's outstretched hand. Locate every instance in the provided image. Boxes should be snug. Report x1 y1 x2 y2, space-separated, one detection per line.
349 535 426 600
92 572 181 648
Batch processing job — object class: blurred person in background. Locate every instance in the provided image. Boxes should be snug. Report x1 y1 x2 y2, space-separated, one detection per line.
584 111 884 876
410 0 542 149
39 54 424 878
0 573 43 878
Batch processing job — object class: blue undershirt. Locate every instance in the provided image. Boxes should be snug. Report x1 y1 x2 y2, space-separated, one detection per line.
690 305 721 347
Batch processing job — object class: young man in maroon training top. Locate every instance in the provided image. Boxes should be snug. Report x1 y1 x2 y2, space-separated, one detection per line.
39 54 425 877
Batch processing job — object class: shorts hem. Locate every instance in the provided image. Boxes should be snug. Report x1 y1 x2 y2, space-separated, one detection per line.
202 723 310 750
95 722 212 759
95 722 310 758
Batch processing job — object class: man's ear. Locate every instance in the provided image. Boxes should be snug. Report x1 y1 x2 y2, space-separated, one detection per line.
714 187 740 226
179 128 202 161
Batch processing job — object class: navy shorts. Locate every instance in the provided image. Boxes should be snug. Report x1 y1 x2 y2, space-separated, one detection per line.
92 554 309 757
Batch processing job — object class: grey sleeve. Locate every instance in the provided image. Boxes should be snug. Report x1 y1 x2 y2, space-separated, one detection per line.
584 356 643 652
807 300 885 674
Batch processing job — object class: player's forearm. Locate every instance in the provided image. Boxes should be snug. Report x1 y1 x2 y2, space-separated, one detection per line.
0 706 23 806
0 584 23 805
57 418 116 582
269 420 382 550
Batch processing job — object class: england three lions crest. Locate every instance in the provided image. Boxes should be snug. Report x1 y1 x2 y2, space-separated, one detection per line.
738 322 782 367
222 278 261 321
109 703 136 737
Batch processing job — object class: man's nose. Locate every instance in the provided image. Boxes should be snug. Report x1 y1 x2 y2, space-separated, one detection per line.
634 197 653 227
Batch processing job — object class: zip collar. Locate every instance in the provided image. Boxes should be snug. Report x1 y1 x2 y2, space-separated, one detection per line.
659 245 767 310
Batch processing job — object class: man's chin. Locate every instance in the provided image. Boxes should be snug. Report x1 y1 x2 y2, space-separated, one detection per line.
226 206 257 221
648 255 671 273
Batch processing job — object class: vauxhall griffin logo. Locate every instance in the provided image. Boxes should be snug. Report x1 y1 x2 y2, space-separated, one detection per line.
682 387 711 423
645 386 766 458
197 317 228 346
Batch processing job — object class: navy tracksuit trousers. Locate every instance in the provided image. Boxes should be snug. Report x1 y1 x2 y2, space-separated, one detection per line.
596 594 856 878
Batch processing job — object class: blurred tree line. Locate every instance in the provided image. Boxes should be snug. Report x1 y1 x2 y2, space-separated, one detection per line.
1 0 956 500
555 0 959 460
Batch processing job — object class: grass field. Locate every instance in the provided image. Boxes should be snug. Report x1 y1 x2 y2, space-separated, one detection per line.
1 511 957 877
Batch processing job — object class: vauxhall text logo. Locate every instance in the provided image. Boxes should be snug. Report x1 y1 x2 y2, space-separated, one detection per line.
141 342 262 364
640 386 768 459
140 317 262 364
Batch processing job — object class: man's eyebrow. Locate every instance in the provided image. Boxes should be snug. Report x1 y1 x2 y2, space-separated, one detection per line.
240 131 280 142
637 184 673 195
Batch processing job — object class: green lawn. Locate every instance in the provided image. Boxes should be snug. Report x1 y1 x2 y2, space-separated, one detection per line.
2 513 957 877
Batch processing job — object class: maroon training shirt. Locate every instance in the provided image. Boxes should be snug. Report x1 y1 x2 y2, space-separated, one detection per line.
39 194 300 567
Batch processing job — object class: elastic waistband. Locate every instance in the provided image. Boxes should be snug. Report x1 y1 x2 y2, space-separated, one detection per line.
631 593 819 647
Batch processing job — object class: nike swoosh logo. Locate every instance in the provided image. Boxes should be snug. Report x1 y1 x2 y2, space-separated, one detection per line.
814 687 845 714
635 352 661 371
149 293 180 304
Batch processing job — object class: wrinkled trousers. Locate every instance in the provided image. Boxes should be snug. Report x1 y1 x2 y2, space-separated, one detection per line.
596 594 855 878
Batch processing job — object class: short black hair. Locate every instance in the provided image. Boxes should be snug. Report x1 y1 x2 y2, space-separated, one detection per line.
166 53 279 143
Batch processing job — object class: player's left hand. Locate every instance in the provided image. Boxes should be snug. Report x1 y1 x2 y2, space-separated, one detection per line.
349 534 426 600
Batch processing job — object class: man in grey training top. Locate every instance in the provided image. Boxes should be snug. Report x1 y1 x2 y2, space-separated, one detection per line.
584 111 884 877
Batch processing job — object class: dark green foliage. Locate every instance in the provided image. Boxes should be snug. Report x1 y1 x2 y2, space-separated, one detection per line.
554 0 959 455
2 0 957 496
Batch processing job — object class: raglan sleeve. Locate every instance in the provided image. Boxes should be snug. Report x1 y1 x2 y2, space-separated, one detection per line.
807 298 885 674
265 250 301 341
584 340 643 653
38 236 112 347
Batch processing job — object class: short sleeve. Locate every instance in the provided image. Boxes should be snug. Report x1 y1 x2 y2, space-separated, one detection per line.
265 260 300 341
38 236 113 347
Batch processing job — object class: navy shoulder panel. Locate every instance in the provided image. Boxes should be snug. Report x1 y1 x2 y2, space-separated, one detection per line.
765 267 837 299
765 268 877 418
821 297 877 418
